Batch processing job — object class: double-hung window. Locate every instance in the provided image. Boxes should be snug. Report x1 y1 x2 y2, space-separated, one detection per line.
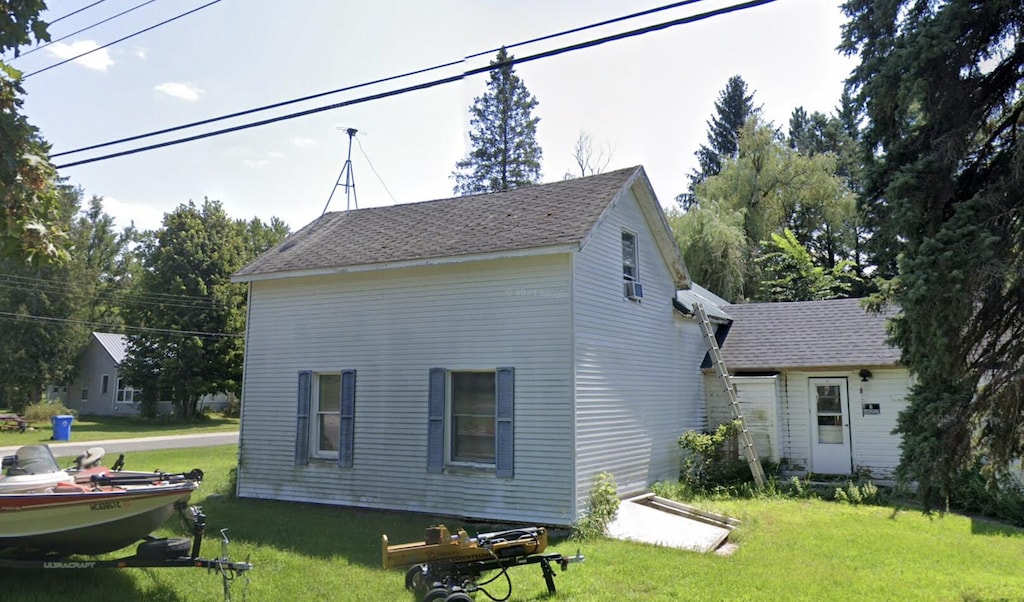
295 370 356 467
428 367 514 477
622 230 639 281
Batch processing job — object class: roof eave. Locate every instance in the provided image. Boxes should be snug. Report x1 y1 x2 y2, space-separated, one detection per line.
232 243 578 283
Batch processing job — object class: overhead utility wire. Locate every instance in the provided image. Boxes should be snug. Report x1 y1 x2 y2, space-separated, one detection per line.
55 0 776 169
0 310 240 339
52 0 706 159
23 0 223 79
16 0 160 59
0 272 234 309
48 0 109 26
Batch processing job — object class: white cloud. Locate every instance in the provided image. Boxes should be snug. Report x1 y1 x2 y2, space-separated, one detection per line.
290 137 319 149
134 47 147 60
243 159 270 168
154 81 204 101
266 151 285 159
102 197 164 232
45 40 113 71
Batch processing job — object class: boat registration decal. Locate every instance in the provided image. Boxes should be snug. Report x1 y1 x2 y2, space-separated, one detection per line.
89 500 122 511
44 561 97 568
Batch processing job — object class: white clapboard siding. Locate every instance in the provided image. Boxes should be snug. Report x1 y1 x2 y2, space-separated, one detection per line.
780 369 910 477
704 374 782 463
572 186 705 516
238 254 577 525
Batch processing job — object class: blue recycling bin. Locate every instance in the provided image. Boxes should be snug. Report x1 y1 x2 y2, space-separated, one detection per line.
51 414 73 441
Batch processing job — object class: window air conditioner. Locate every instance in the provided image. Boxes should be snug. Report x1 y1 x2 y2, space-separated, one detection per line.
625 280 644 301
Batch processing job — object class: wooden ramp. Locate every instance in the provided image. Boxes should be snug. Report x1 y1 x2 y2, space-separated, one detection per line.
607 494 739 553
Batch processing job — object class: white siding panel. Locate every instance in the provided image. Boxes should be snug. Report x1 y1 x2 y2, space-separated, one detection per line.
779 369 910 478
572 188 705 516
705 375 782 462
238 255 576 525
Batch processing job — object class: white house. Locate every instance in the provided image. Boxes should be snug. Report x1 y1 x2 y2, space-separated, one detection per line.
231 166 711 525
705 298 908 478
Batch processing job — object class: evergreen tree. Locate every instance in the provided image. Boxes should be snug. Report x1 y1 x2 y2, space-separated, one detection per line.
843 0 1024 505
678 75 759 208
452 47 542 195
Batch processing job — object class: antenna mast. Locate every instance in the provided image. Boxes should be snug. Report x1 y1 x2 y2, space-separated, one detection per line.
322 127 359 215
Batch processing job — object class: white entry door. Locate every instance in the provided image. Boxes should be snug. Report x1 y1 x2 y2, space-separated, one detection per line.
809 378 852 474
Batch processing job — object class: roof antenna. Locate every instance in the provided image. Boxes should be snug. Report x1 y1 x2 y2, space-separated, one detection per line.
322 127 359 215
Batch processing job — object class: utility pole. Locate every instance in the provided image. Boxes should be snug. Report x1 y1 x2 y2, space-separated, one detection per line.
322 127 359 215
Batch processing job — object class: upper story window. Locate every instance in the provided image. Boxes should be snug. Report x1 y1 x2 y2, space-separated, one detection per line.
622 231 638 281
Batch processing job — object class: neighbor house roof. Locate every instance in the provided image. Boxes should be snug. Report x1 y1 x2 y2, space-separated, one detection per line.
233 166 689 286
719 298 901 371
93 332 128 365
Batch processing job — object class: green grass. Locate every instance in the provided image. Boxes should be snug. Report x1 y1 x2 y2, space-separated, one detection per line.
3 445 1023 601
0 413 239 446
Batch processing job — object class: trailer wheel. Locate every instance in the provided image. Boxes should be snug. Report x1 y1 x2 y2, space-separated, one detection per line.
136 537 192 560
423 586 449 602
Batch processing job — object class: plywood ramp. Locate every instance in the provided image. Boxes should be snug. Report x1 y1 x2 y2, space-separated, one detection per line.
607 493 738 553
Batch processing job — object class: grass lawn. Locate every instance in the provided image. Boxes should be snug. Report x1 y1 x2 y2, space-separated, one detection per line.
0 413 239 446
2 445 1022 601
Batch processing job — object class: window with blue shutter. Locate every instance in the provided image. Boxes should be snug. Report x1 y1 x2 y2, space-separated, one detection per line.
495 367 514 478
295 371 312 466
427 368 446 473
338 370 356 468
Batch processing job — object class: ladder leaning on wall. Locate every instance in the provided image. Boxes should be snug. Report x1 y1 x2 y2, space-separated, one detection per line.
693 302 766 489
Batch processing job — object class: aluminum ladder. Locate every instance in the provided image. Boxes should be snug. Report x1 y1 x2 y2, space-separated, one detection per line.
694 302 766 488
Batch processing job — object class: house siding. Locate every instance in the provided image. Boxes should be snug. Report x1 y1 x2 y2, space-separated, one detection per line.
705 374 782 463
779 369 909 477
238 255 576 525
65 340 117 415
572 186 704 515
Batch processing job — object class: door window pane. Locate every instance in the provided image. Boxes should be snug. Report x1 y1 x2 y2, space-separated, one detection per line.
816 385 841 413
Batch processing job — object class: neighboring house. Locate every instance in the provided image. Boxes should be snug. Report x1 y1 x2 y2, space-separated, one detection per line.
232 166 711 526
57 332 227 417
704 298 906 478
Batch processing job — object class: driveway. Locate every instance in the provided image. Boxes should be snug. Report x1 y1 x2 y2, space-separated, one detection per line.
0 431 239 459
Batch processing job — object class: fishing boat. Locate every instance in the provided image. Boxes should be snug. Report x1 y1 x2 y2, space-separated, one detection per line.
0 445 200 555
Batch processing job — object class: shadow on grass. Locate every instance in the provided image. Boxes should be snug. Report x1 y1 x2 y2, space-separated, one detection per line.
0 563 187 602
200 496 474 569
970 516 1024 537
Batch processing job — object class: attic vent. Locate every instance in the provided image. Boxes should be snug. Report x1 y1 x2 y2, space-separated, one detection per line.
625 280 644 301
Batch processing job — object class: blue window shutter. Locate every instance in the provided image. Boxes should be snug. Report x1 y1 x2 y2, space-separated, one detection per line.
427 368 446 473
338 370 356 468
495 367 515 478
295 371 312 466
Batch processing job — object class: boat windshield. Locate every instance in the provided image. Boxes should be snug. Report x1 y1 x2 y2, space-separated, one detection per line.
5 445 60 476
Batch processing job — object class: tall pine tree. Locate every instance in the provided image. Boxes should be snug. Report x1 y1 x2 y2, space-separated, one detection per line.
452 47 542 195
678 75 759 208
843 0 1024 505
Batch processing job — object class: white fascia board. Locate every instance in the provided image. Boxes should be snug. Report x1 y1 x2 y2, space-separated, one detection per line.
231 243 577 283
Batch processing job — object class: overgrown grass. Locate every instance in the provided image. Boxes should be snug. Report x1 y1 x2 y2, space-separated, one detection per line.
0 413 239 446
3 445 1023 601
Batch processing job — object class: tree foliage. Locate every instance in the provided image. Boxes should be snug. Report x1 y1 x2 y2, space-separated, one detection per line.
0 1 68 265
120 201 287 418
842 0 1024 504
757 229 860 302
678 75 759 208
452 47 542 195
671 116 857 301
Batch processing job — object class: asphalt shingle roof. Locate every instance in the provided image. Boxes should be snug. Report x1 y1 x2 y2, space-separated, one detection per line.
235 166 644 279
719 298 901 371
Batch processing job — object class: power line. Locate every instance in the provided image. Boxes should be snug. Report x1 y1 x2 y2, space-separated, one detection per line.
48 0 109 26
16 0 160 60
23 0 224 79
0 310 240 339
52 0 707 159
54 0 778 169
0 272 234 310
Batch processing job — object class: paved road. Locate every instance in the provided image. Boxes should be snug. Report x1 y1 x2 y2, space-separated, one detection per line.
0 431 239 459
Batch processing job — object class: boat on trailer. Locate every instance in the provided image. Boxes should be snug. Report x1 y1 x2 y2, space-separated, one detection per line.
0 445 251 600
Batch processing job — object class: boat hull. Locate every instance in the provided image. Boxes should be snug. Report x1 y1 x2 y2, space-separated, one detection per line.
0 482 197 555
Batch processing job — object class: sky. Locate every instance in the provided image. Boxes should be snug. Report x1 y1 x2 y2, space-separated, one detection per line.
14 0 857 234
